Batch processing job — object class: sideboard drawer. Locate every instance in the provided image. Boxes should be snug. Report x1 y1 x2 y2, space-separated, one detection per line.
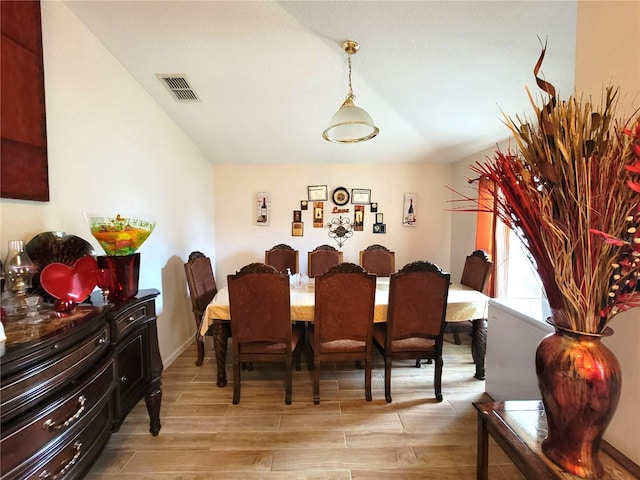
17 399 112 480
113 299 156 341
0 323 110 424
1 356 114 477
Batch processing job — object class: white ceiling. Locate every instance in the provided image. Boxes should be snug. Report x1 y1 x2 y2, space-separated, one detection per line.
64 0 577 165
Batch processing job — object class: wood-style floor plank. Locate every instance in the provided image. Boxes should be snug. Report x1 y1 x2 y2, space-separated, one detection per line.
86 335 527 479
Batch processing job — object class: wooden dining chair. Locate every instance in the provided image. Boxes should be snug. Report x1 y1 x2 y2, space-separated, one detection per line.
265 243 299 274
184 251 218 366
307 244 343 278
359 244 396 276
309 262 376 404
227 262 303 405
447 249 493 344
374 260 451 402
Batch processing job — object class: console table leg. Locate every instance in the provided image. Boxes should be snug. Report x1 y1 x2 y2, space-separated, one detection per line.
213 320 230 387
472 318 487 380
477 411 489 480
145 388 162 436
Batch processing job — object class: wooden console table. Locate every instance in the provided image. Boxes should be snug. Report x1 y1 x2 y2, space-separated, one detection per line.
473 400 639 480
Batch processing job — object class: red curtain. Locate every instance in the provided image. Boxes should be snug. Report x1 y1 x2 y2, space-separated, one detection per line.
474 177 497 297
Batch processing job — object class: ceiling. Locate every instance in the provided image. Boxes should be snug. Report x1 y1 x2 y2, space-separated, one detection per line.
64 0 577 165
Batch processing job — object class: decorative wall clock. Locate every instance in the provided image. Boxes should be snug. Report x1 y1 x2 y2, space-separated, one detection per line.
332 187 350 206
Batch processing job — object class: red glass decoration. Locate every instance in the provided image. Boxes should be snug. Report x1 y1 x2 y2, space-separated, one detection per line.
535 325 621 479
97 253 140 302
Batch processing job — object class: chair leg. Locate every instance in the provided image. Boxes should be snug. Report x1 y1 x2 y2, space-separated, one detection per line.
365 355 372 402
414 359 421 368
434 355 443 402
195 335 205 366
313 358 320 405
232 358 241 405
384 356 392 403
453 330 462 345
285 357 293 405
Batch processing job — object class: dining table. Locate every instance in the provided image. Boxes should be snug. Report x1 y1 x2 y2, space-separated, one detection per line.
199 277 490 387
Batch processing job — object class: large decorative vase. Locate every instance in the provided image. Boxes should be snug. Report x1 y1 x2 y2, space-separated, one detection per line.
97 253 140 301
535 325 621 479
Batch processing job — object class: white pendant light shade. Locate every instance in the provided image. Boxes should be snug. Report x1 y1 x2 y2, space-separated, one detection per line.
323 97 379 143
323 40 379 143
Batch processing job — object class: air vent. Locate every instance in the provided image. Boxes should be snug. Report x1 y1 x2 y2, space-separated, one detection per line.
157 74 200 102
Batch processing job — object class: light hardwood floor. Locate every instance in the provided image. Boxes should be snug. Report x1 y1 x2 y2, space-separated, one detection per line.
87 334 526 479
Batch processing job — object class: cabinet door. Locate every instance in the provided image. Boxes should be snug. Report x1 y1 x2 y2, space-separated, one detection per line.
113 326 149 429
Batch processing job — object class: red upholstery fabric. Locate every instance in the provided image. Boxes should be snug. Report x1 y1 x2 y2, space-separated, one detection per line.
265 244 299 274
184 251 218 366
359 245 395 276
374 261 450 403
228 263 301 404
307 245 343 278
311 262 376 404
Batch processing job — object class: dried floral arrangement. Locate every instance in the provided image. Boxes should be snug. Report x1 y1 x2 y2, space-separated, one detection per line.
455 46 640 334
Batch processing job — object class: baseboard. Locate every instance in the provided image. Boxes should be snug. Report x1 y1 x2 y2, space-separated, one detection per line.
601 440 640 478
163 336 196 368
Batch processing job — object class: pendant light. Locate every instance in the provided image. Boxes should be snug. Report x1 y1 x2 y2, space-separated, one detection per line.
323 40 379 143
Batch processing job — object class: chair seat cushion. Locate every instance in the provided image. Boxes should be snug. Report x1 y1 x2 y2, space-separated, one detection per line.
239 323 303 354
373 323 435 352
308 327 366 353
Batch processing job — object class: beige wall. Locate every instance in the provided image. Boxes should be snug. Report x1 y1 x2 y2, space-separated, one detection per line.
213 163 453 286
0 2 216 365
575 0 640 464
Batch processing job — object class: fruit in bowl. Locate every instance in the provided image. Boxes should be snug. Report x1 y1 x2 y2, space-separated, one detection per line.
86 213 156 256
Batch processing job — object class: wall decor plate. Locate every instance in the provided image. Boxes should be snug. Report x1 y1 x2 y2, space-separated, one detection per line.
25 231 96 302
332 187 350 206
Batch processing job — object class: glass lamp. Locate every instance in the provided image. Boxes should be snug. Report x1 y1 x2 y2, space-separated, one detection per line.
323 40 379 143
2 240 38 315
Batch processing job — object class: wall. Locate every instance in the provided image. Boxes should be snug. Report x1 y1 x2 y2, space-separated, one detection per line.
0 2 216 365
213 162 453 286
575 0 640 464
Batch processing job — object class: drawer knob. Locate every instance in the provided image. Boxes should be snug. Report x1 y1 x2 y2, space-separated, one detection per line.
95 336 107 346
39 441 82 479
120 375 127 383
42 396 86 431
127 315 136 323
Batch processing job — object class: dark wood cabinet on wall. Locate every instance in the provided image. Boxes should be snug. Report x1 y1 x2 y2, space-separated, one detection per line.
1 0 49 201
0 289 162 479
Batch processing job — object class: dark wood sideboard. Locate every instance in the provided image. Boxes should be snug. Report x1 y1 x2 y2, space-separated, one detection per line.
0 289 162 479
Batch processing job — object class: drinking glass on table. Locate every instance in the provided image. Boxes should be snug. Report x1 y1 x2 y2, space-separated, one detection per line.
94 268 115 305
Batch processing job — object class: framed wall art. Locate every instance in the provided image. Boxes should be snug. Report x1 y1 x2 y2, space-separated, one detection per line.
313 201 324 228
402 193 417 226
300 200 308 210
351 188 371 205
370 202 378 213
293 210 302 222
353 205 365 231
292 222 304 236
308 185 328 201
256 192 271 226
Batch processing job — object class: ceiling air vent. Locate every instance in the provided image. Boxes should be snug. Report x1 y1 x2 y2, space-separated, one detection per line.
157 74 200 102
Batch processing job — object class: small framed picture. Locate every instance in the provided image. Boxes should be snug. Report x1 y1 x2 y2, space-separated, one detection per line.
308 185 328 201
376 213 384 224
370 202 378 213
293 210 302 222
351 188 371 205
373 223 386 234
292 222 304 236
300 200 308 210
